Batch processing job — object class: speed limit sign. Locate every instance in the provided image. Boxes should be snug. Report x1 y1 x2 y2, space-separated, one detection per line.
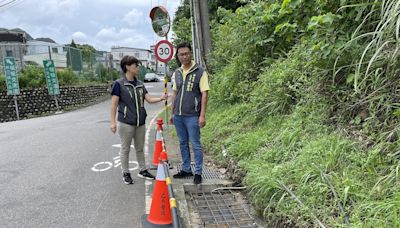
155 40 174 63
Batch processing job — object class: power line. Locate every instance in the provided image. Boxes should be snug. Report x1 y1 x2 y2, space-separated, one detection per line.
0 0 22 11
0 0 16 8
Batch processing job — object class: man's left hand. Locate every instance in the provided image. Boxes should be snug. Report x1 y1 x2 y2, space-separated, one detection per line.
199 115 206 128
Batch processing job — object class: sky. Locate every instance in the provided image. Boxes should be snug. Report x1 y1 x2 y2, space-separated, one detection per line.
0 0 181 51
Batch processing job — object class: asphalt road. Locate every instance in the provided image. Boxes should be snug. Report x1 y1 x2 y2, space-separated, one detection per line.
0 81 169 228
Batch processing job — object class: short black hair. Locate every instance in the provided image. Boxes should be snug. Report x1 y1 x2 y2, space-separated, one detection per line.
176 42 192 53
120 55 139 73
175 42 192 67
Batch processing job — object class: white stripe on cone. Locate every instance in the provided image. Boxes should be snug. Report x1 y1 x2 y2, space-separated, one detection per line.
155 163 166 181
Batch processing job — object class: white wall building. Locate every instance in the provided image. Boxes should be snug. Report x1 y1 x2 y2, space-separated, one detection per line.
24 40 67 68
111 46 152 70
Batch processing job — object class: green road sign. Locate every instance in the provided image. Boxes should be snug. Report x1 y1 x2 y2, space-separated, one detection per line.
3 57 20 95
43 60 60 95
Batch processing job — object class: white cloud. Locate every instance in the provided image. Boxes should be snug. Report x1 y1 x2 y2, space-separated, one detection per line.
95 0 152 7
123 9 145 27
95 27 151 50
72 32 88 43
0 0 181 51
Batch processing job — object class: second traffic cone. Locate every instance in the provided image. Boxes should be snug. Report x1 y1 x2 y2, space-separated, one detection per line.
160 140 174 170
150 118 163 169
141 152 172 227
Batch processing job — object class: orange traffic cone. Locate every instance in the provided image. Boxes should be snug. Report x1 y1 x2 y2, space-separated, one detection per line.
150 118 163 170
161 138 174 170
141 152 173 227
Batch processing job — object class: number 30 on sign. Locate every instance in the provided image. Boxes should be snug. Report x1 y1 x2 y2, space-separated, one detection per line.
155 40 174 63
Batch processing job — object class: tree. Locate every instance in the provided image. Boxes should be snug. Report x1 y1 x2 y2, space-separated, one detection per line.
70 39 77 48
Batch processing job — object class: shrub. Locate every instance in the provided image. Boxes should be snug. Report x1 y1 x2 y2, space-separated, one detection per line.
18 65 46 88
57 68 79 85
0 73 6 92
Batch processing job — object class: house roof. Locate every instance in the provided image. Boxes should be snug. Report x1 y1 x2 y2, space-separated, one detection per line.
0 30 26 43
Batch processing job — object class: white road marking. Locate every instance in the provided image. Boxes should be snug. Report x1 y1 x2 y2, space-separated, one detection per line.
112 144 134 148
91 155 139 172
91 162 113 172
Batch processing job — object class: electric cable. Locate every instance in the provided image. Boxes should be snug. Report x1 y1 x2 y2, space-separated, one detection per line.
0 0 15 8
0 0 23 12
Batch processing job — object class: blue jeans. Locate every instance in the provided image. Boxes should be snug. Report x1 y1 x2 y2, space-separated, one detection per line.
173 115 203 175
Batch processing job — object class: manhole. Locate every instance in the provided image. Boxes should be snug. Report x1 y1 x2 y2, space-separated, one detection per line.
176 164 223 179
185 186 257 228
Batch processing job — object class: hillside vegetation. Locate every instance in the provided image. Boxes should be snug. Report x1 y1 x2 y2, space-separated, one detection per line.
173 0 400 227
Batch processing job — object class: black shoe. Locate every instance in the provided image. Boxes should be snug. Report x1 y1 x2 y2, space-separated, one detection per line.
194 174 202 184
137 169 155 180
123 172 133 184
173 170 193 178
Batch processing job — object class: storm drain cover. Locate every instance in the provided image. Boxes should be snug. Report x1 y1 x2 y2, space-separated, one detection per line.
176 164 223 179
186 188 257 227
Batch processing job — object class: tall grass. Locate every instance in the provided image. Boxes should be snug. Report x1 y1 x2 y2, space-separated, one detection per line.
333 0 400 139
198 0 400 227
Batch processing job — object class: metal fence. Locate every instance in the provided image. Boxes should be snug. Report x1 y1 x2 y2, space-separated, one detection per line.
0 43 109 75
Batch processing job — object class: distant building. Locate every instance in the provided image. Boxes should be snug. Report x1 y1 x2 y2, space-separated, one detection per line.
149 44 157 72
94 50 109 68
111 46 152 71
0 30 27 70
24 40 67 68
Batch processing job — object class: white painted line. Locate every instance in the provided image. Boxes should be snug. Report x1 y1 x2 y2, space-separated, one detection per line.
91 161 113 172
112 144 134 148
91 156 139 172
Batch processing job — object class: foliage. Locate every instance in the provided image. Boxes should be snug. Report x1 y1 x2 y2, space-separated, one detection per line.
171 16 192 69
78 44 97 68
65 42 97 69
208 0 246 21
57 68 79 85
95 64 119 82
1 65 113 91
69 39 77 48
173 0 400 226
0 73 6 92
18 65 46 88
331 0 400 140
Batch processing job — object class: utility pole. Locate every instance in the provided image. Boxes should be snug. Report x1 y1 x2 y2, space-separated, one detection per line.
190 0 211 69
190 0 201 66
199 0 211 62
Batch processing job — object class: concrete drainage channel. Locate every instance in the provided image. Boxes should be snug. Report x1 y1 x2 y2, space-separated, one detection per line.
185 185 258 227
174 164 260 228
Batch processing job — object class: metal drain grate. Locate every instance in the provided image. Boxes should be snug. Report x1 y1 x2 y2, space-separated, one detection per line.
176 164 223 179
187 189 257 228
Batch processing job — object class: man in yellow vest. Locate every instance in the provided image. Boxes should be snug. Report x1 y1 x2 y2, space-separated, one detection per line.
170 42 210 185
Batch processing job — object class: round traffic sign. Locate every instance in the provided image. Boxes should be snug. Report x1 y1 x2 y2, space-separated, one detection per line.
155 40 174 63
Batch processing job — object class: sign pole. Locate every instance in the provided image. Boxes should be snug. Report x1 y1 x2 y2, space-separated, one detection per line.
13 95 20 120
164 63 168 125
150 6 173 126
54 96 61 114
164 36 168 125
